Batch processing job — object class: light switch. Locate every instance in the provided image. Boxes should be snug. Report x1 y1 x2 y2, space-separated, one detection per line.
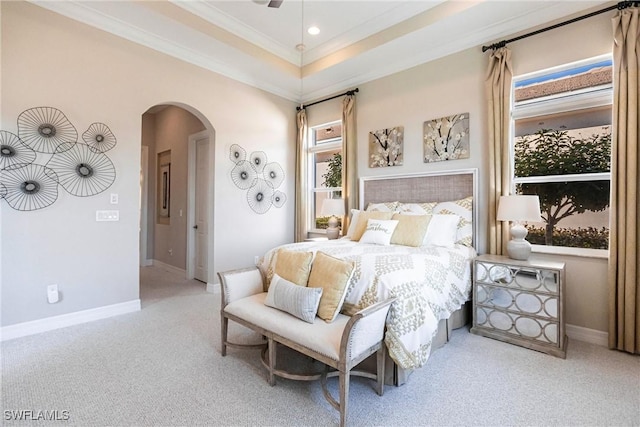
96 210 119 221
110 193 119 204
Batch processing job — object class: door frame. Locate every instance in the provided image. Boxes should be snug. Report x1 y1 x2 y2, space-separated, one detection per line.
187 130 211 280
139 145 152 267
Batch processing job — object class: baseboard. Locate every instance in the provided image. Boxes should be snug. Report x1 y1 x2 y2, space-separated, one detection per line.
0 299 141 342
206 282 220 294
566 323 608 347
141 259 153 267
152 259 186 277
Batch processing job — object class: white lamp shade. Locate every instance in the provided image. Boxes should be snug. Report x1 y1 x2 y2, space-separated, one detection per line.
321 198 345 217
497 195 542 223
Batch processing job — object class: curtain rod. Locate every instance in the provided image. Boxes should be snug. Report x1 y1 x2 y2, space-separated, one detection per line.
296 88 359 111
482 1 639 52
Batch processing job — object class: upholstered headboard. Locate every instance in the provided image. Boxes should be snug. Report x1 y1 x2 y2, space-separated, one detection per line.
359 169 478 246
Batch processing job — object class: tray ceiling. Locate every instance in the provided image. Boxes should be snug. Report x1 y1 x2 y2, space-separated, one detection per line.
31 0 608 102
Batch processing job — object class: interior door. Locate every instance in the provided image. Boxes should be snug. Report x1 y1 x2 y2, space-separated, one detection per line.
194 136 209 282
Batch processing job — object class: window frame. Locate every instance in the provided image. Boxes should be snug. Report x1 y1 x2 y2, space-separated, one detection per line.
510 55 612 259
306 120 343 235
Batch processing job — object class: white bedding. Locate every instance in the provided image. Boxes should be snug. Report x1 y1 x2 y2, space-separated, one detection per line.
258 239 477 369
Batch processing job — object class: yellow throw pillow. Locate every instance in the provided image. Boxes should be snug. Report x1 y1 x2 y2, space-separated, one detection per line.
352 211 394 241
391 214 432 247
274 249 313 287
307 251 355 322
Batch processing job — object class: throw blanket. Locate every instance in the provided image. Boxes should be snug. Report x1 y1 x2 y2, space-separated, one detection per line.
258 239 476 369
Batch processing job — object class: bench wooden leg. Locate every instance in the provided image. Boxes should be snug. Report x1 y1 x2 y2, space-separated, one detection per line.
339 370 349 427
268 337 276 386
376 345 385 396
221 315 228 356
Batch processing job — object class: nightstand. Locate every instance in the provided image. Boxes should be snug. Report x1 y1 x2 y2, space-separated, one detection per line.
471 254 567 358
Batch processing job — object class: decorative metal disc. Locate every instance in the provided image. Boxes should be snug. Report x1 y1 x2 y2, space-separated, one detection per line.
45 142 115 197
272 190 286 208
83 122 116 153
231 160 257 190
247 179 274 214
17 107 78 154
263 161 284 189
0 131 36 169
229 144 246 163
1 163 58 211
250 151 267 173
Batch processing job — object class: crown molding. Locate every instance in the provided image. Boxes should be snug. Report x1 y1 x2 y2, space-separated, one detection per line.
171 0 300 65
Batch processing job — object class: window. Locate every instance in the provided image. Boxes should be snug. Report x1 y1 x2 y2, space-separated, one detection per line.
307 121 343 233
512 56 612 254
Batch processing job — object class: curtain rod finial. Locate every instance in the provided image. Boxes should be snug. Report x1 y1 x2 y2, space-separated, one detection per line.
617 1 638 9
482 40 507 53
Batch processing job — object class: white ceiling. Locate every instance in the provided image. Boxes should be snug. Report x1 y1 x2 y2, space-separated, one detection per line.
31 0 609 103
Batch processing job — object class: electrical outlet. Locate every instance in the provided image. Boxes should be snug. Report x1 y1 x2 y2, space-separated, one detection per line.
47 284 59 304
110 193 118 204
254 256 260 265
168 249 173 256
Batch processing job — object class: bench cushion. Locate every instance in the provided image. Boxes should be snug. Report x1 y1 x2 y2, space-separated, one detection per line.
225 293 350 361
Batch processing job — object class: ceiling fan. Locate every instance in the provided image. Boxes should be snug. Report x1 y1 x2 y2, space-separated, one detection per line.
253 0 283 8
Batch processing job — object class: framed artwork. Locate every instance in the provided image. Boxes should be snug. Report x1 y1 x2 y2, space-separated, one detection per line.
369 126 403 168
159 162 170 218
423 113 469 163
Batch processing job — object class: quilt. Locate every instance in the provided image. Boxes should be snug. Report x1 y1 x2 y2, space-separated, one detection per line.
258 239 476 369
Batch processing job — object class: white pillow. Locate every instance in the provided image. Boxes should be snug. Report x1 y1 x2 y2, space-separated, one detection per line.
365 201 398 212
423 214 460 247
359 219 399 246
396 202 437 215
264 273 323 323
345 209 361 239
433 197 473 246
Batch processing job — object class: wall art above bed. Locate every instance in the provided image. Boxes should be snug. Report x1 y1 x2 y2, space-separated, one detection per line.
368 126 403 168
229 143 286 214
0 106 117 211
423 113 469 163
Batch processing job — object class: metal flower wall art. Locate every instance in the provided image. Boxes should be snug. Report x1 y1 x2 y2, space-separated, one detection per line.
423 113 470 163
0 106 117 211
229 143 286 214
369 126 403 168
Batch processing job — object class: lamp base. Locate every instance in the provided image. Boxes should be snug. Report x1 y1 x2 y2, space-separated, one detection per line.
506 223 532 260
326 215 340 240
326 227 340 240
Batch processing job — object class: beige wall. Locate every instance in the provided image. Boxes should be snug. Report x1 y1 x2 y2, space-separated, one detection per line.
1 2 296 326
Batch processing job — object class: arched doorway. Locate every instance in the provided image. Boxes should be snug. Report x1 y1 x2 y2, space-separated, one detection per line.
139 103 215 296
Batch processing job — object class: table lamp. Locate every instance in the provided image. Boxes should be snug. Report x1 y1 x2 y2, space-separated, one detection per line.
321 198 345 240
497 195 542 260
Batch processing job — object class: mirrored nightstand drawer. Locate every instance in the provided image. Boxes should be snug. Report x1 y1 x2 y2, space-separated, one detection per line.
471 255 567 358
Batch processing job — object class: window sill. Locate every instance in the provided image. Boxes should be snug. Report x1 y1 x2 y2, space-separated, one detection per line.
531 244 608 260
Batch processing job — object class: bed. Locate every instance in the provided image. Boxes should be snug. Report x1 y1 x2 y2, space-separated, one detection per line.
258 169 478 384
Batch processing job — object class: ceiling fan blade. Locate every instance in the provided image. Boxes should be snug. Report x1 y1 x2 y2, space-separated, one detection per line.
267 0 283 8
